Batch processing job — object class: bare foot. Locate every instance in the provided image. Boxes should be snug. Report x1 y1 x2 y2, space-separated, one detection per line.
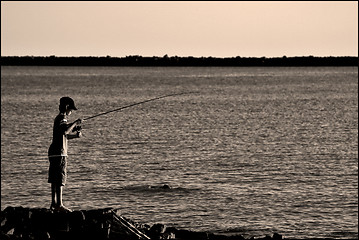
56 205 73 212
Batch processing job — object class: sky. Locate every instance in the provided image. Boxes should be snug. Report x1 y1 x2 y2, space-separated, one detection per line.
1 1 358 58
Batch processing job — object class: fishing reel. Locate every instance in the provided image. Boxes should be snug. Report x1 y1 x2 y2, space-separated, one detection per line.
72 125 82 132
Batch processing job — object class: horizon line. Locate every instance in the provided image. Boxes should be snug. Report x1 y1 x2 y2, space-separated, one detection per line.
2 55 358 58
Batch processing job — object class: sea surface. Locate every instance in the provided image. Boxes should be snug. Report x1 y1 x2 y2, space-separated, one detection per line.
1 66 358 239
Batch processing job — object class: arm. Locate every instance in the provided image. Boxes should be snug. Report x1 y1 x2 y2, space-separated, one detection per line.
67 131 82 139
64 119 82 136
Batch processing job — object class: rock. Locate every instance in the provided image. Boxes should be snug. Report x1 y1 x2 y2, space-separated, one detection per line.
54 212 71 232
272 233 282 240
33 231 51 240
1 207 287 240
162 232 176 239
81 209 114 240
1 207 29 237
136 223 151 234
0 232 11 240
6 228 15 235
162 184 171 189
174 229 209 240
150 223 166 234
1 217 7 227
30 208 53 232
208 233 245 240
3 207 16 214
2 207 16 227
69 210 85 231
149 184 172 190
149 223 166 239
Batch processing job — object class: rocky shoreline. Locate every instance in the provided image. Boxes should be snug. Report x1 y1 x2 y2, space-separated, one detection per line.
0 207 352 240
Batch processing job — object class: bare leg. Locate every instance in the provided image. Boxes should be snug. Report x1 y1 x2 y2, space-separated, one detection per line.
56 185 63 207
55 185 71 212
51 184 56 207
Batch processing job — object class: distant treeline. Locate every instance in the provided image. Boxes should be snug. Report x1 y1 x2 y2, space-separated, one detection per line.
1 55 358 66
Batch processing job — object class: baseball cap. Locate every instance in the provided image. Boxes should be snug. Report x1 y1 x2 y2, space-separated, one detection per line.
60 97 77 110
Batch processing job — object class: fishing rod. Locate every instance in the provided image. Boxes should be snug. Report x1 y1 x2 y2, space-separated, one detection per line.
83 92 196 121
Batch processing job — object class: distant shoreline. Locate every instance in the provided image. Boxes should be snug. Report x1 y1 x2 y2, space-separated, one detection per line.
1 55 358 66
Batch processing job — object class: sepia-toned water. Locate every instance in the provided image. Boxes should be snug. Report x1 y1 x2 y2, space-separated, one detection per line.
1 66 358 239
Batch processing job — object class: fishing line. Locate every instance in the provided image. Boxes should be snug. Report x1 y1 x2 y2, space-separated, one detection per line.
83 91 197 121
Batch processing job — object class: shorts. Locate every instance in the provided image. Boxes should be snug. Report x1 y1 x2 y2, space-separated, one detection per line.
48 156 67 186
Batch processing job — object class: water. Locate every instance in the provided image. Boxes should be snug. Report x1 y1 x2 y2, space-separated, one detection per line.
1 66 358 239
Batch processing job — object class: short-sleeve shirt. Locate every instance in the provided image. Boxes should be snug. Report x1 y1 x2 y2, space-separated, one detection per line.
48 113 69 157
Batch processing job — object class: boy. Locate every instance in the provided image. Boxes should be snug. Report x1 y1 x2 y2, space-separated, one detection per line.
48 97 82 212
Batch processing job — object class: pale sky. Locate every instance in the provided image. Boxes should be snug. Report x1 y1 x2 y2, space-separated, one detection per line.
1 1 358 57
